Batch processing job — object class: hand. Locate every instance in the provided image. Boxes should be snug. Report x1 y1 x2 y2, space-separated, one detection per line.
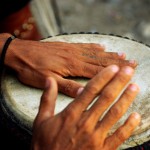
31 65 141 150
5 37 137 97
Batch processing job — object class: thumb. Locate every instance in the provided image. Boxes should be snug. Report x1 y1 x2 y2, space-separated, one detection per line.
34 77 58 127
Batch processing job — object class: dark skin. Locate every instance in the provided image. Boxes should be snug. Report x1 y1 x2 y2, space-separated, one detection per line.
1 33 137 97
31 65 141 150
0 33 140 150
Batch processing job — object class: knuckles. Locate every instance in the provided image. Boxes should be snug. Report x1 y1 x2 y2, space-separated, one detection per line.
115 129 128 143
84 84 100 96
101 89 116 101
63 105 78 122
109 106 123 117
118 74 130 83
86 133 102 149
78 119 93 134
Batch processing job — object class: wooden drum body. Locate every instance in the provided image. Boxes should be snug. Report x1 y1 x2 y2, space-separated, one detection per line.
0 33 150 149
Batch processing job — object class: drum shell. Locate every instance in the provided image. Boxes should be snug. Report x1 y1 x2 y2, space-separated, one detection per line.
0 90 31 149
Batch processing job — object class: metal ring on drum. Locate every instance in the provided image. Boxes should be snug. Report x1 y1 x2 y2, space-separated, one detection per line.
0 33 150 150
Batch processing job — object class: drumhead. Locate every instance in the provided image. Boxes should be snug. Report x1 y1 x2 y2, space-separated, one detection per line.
1 33 150 149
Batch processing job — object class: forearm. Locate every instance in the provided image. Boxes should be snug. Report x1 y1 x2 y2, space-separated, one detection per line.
0 33 21 69
0 33 39 73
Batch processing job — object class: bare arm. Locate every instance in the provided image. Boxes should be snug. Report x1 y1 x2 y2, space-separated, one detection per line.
0 33 137 97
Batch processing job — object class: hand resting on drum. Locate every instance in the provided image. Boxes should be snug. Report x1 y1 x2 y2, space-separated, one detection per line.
31 65 141 150
1 33 137 97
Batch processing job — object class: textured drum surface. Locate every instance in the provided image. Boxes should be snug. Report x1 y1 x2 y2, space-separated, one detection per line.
1 34 150 150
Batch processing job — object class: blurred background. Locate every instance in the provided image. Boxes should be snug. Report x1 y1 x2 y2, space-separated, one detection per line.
31 0 150 44
1 0 150 44
30 0 150 45
55 0 150 45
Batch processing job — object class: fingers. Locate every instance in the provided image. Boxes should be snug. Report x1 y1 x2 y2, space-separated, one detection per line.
86 57 137 68
68 65 119 115
82 51 126 61
81 47 136 68
97 83 140 132
100 58 137 68
34 77 58 127
85 66 134 126
96 52 126 59
104 113 141 150
57 77 83 98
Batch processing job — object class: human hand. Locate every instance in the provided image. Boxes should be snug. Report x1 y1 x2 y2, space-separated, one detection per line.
31 65 141 150
5 37 137 97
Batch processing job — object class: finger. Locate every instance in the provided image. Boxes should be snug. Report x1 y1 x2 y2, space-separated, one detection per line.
82 51 126 61
104 113 141 150
87 66 134 126
97 83 140 132
57 77 83 98
34 77 58 127
81 52 136 68
99 58 137 68
17 71 46 89
67 65 119 115
98 52 126 59
75 43 105 51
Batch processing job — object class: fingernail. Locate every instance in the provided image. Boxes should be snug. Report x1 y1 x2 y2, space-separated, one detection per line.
132 112 141 120
124 67 133 75
118 52 125 57
100 44 105 49
111 65 119 73
77 87 84 95
129 84 139 91
129 60 136 64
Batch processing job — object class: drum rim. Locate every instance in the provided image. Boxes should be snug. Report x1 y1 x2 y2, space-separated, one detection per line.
43 31 150 48
0 69 32 136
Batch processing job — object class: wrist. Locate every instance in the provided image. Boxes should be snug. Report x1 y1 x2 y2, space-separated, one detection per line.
4 36 29 71
0 33 12 56
0 33 17 71
0 33 18 68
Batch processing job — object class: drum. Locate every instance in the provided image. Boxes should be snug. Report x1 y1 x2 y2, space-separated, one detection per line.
0 33 150 150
